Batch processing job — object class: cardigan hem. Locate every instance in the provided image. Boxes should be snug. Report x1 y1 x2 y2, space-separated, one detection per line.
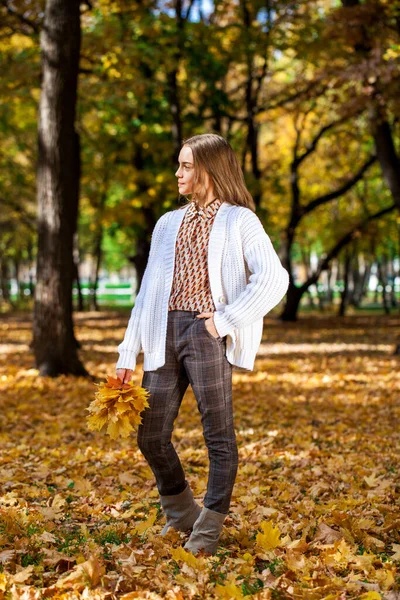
141 347 256 372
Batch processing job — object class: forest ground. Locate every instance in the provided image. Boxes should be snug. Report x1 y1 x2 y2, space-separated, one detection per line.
0 311 399 600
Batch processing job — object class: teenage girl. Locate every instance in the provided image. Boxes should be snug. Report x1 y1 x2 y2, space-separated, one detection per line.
116 133 289 555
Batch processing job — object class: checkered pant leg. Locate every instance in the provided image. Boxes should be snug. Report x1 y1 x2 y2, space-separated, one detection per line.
137 310 238 514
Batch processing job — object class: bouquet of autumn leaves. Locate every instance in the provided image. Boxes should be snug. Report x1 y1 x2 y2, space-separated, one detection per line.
86 376 150 439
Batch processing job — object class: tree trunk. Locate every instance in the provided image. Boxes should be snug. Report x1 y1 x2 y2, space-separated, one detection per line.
376 256 390 315
13 255 21 302
326 262 335 305
73 232 84 312
338 250 351 317
32 0 88 377
73 258 84 312
0 259 11 304
358 260 371 306
280 284 303 321
349 252 360 307
90 227 103 311
389 251 397 308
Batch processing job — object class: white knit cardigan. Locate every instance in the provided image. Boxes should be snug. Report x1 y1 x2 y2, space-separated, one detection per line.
116 201 289 372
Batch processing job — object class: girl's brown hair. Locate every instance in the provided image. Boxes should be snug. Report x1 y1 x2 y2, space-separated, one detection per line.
179 133 256 212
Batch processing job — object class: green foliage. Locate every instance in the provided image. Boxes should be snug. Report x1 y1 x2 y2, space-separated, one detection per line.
0 0 399 306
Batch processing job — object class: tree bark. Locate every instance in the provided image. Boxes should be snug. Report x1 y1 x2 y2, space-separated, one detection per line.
73 232 84 312
32 0 88 377
338 249 352 317
90 225 103 311
0 259 11 304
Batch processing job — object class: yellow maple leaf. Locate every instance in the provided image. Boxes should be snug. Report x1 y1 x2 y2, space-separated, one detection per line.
131 508 158 535
215 582 244 599
170 546 203 569
132 394 150 412
131 412 145 426
332 539 355 567
86 412 108 431
106 414 133 439
255 520 281 550
242 552 253 562
116 402 132 414
360 592 382 600
375 567 395 589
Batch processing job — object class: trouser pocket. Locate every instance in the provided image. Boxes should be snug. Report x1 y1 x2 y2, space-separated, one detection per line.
199 317 225 343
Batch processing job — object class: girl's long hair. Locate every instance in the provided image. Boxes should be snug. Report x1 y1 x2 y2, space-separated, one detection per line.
178 133 256 212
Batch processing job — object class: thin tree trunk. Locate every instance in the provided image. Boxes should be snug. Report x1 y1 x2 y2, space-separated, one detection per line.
338 250 351 317
13 256 21 302
32 0 88 377
377 256 390 315
349 252 361 307
90 227 103 311
389 251 397 308
0 259 11 304
326 262 336 306
358 261 372 306
73 259 84 312
73 231 84 312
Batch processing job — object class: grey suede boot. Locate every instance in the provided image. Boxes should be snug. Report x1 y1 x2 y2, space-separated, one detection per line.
160 483 202 536
183 507 227 555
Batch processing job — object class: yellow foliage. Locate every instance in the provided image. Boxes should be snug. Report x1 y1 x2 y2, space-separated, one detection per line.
131 508 158 535
170 546 204 569
215 581 244 599
86 375 150 439
255 520 282 550
1 314 399 598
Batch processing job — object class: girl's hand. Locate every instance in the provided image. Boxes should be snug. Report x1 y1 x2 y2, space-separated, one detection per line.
196 311 220 339
116 368 133 383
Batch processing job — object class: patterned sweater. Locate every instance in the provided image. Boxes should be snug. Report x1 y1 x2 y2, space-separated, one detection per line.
116 201 289 372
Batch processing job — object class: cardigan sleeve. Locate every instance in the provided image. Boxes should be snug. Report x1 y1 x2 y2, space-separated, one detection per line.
116 212 170 371
212 211 289 338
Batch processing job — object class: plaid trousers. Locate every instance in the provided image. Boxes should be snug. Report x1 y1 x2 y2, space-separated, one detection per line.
137 309 238 514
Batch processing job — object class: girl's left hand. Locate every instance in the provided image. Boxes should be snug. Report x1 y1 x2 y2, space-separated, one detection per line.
196 311 220 338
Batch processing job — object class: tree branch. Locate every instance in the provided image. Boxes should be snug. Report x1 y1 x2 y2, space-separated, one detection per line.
295 115 349 167
302 155 377 216
0 1 41 33
300 203 396 291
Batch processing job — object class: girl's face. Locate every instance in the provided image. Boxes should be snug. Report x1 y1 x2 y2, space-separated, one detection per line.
175 145 195 195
